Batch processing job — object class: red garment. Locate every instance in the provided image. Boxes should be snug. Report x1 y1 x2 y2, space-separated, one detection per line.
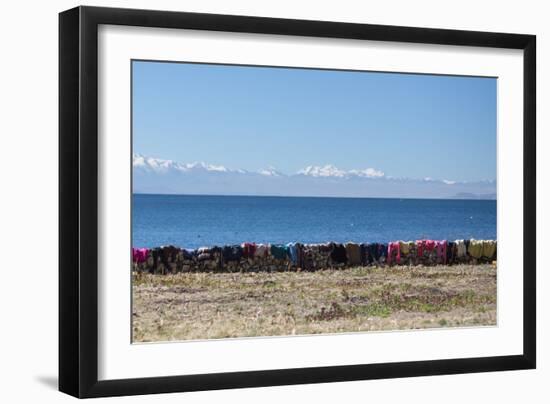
436 240 447 264
242 242 256 258
416 240 424 257
387 242 401 265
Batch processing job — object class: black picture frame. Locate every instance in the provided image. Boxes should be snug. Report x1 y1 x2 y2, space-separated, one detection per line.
59 5 536 398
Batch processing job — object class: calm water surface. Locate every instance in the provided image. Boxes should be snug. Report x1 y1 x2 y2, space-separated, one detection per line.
132 194 497 249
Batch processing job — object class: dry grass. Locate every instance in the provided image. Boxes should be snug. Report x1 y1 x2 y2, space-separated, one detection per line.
132 264 497 342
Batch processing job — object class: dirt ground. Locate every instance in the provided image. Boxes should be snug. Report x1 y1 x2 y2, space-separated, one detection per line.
132 264 497 342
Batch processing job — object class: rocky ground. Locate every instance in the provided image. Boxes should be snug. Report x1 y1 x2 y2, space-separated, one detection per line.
132 264 497 342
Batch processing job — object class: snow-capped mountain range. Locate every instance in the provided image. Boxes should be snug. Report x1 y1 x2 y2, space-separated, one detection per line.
296 165 385 178
133 155 385 179
133 154 496 199
133 154 244 174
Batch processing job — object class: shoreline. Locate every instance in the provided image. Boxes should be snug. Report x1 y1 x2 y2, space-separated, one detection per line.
132 240 497 274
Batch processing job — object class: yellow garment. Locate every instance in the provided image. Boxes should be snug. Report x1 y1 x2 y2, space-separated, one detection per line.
399 241 410 255
482 240 496 259
468 239 483 259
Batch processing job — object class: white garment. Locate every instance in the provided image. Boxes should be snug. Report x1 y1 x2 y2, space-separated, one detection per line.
455 240 467 257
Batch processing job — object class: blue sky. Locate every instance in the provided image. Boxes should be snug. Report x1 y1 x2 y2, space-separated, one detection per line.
132 60 496 182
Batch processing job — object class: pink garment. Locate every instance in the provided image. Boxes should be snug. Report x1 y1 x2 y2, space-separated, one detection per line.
416 240 425 257
132 248 149 264
387 242 401 265
435 240 447 264
425 240 436 252
417 240 436 258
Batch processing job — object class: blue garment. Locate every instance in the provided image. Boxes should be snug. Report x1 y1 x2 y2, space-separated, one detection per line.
378 243 388 258
446 241 455 263
360 243 371 264
270 244 289 260
366 243 379 261
287 242 298 265
177 248 194 261
222 245 242 262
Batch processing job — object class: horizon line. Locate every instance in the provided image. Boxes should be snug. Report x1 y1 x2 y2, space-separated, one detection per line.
132 192 497 202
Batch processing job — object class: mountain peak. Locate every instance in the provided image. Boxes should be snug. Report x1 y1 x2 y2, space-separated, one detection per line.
258 167 283 177
133 155 232 173
297 165 347 178
297 165 384 179
348 168 385 178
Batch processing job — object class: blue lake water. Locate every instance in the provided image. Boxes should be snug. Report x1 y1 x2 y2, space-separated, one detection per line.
132 194 496 249
132 194 496 248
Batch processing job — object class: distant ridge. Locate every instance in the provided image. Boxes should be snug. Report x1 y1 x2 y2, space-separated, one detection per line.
133 154 497 200
454 192 497 200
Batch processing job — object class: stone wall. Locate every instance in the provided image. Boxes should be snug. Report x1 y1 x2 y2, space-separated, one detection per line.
132 240 497 274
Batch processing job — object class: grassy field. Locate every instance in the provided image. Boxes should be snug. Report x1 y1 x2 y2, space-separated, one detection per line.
132 264 496 342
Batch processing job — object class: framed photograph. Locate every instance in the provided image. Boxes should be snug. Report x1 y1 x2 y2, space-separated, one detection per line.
59 6 536 398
